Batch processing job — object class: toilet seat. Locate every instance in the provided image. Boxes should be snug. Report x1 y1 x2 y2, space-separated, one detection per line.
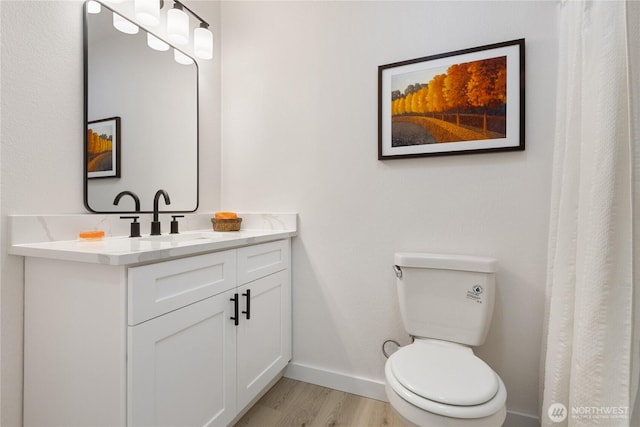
391 339 498 406
385 340 507 419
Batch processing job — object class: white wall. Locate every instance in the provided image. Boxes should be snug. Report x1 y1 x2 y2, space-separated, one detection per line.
0 1 221 425
221 0 558 418
1 0 557 424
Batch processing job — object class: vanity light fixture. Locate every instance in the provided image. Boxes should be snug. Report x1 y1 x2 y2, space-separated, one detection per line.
174 49 194 65
194 22 213 60
166 0 214 60
113 13 139 35
166 2 189 45
147 33 170 51
101 0 213 62
135 0 161 27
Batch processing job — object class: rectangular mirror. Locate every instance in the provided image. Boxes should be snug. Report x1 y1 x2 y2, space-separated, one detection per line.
84 1 199 213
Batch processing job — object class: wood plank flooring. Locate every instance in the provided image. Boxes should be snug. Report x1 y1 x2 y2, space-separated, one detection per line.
234 377 406 427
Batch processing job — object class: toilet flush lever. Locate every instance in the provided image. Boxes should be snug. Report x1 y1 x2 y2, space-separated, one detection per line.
393 265 402 279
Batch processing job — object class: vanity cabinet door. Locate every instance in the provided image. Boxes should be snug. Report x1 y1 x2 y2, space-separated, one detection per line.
128 289 237 427
236 269 291 409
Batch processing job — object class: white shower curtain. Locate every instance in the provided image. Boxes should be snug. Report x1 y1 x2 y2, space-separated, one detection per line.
541 1 639 426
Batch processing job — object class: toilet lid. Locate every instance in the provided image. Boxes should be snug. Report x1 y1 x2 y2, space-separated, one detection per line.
390 340 499 406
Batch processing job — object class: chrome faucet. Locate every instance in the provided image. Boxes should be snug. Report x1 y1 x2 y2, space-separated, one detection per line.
151 189 171 235
113 190 141 212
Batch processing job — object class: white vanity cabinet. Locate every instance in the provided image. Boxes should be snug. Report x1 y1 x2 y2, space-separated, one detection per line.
23 238 291 427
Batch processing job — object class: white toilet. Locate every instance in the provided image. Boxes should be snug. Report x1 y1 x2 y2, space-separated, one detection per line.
385 253 507 427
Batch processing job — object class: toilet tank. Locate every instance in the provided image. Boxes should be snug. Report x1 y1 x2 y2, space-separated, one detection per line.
394 253 498 346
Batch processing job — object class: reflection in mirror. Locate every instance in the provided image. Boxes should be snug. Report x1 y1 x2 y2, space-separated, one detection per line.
84 1 198 213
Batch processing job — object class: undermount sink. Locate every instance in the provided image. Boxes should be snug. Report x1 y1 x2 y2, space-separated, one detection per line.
139 232 214 243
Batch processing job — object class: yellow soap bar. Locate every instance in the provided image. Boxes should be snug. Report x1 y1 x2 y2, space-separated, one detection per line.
215 212 238 219
79 230 105 240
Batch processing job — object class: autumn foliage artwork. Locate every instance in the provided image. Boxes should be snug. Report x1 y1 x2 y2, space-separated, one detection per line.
391 57 507 146
87 117 121 178
378 39 524 159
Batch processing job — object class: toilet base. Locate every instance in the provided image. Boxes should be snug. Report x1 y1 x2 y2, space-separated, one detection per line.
385 382 506 427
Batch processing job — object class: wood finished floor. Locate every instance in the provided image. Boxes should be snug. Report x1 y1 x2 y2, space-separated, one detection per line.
234 377 406 427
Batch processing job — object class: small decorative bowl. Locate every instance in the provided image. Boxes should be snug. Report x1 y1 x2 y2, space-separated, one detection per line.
211 217 242 232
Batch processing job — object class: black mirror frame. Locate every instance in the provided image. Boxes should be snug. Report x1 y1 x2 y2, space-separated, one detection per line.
82 0 199 214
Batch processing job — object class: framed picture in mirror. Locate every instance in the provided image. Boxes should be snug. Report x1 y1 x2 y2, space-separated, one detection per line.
87 116 121 179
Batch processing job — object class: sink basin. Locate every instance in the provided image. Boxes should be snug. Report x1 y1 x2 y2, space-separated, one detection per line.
139 232 214 243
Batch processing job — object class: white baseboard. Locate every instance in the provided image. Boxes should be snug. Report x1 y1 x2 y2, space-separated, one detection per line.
284 362 540 427
284 362 387 401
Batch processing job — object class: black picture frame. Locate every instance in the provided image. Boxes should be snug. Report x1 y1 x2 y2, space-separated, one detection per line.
87 116 121 179
378 39 525 160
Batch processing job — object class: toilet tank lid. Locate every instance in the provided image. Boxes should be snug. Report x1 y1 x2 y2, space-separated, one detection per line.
394 253 498 273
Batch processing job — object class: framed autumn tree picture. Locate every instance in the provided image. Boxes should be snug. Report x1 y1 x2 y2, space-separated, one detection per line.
378 39 525 159
87 117 121 178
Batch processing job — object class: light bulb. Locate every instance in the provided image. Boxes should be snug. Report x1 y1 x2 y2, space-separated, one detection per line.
147 33 170 51
174 49 194 65
194 25 213 60
113 13 139 35
135 0 160 27
167 5 189 45
87 1 102 14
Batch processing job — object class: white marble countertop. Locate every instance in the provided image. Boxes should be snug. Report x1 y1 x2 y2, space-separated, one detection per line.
9 229 295 266
8 213 297 266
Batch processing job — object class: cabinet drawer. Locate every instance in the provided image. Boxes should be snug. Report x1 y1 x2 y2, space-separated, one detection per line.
128 251 236 325
237 239 290 285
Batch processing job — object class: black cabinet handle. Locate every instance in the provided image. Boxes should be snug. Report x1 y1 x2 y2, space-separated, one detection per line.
242 289 251 320
230 293 239 326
